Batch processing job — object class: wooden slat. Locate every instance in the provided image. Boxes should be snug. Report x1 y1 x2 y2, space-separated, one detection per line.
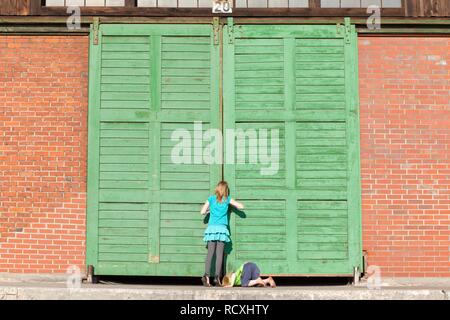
161 180 210 190
235 234 286 243
102 52 149 60
298 251 347 260
162 36 210 44
159 254 205 263
100 172 149 181
100 146 148 155
99 202 148 211
298 234 347 243
0 0 16 15
99 180 148 189
160 228 204 237
160 245 205 255
99 219 149 228
99 244 147 254
98 253 148 262
99 227 148 237
16 0 29 15
99 236 147 245
236 251 286 260
160 236 204 246
102 36 149 44
99 210 148 220
299 242 347 251
160 219 204 229
99 189 149 202
100 138 148 147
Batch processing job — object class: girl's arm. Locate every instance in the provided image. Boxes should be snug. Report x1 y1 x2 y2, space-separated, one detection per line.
230 199 244 210
200 200 210 215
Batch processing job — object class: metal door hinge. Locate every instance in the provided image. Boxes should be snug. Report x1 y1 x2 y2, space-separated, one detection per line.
93 17 100 45
344 17 351 44
227 17 234 44
336 22 342 36
213 17 220 46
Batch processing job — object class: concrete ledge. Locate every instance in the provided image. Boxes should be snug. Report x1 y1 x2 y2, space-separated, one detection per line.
0 273 68 283
1 276 450 300
0 285 447 300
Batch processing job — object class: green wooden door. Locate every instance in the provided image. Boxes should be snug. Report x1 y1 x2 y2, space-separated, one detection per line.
87 24 221 276
87 22 362 277
223 22 362 275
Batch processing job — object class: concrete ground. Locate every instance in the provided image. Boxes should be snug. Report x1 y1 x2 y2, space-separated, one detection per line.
0 273 449 300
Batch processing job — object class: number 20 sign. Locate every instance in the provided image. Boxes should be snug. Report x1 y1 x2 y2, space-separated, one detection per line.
212 0 232 13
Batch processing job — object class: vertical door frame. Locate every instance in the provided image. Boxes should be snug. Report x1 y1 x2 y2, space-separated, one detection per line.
222 19 237 270
344 21 363 272
149 34 162 264
86 24 102 270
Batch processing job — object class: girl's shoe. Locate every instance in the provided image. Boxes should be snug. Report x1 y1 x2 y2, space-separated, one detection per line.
201 275 211 287
213 276 222 287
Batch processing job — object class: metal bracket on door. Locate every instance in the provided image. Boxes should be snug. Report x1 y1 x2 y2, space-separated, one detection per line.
213 17 220 46
93 17 100 45
227 17 234 44
344 17 351 44
336 22 342 36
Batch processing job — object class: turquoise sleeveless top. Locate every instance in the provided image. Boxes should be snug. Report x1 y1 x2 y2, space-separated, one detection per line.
207 195 230 226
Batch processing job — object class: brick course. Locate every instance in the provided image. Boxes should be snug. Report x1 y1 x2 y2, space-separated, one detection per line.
358 37 450 277
0 36 88 273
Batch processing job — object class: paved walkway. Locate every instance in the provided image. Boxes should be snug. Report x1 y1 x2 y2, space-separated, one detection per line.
0 274 449 300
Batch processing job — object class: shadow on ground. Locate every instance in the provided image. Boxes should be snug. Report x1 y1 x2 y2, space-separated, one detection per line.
95 276 352 286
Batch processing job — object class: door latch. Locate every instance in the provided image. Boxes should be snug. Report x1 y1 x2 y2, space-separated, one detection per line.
227 17 234 44
213 17 220 46
344 17 351 44
93 17 100 45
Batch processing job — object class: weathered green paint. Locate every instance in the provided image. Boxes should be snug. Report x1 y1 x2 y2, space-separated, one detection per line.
346 22 364 271
86 24 102 270
87 22 362 276
88 24 221 276
223 22 362 275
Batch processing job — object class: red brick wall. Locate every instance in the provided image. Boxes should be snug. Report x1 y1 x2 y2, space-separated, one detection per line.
0 36 88 273
358 37 450 277
1 35 449 277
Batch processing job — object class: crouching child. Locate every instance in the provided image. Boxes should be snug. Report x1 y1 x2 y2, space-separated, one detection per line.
222 262 276 288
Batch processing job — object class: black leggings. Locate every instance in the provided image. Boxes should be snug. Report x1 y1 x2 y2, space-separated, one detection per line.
204 241 225 277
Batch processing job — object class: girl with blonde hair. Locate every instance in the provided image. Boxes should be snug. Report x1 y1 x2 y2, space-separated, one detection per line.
200 181 244 287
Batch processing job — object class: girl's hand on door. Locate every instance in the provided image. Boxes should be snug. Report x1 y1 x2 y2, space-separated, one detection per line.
230 199 244 210
200 200 210 215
